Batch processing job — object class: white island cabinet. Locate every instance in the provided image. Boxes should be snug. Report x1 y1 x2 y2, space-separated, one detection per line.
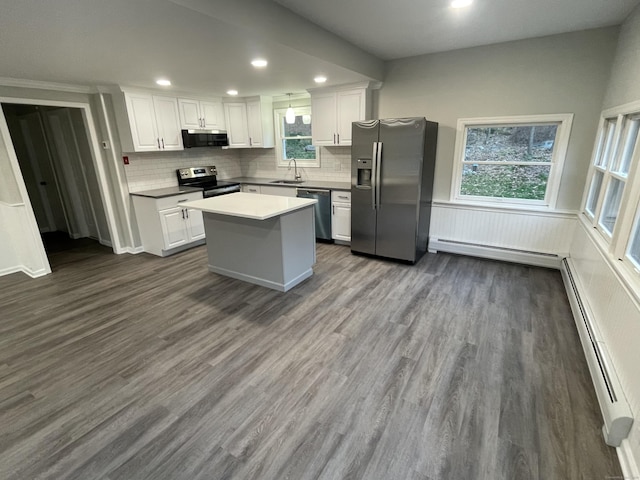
183 193 317 292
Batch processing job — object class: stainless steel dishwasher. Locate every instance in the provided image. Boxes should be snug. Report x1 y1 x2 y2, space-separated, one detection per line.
296 188 332 241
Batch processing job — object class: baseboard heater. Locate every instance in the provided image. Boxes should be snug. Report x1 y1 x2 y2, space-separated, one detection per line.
561 257 633 447
429 238 561 269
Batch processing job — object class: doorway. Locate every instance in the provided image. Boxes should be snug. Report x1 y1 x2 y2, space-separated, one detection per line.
2 103 112 265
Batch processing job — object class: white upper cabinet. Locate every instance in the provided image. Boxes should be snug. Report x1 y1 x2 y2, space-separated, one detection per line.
309 84 372 147
153 96 183 150
223 96 274 149
178 98 225 130
121 91 183 152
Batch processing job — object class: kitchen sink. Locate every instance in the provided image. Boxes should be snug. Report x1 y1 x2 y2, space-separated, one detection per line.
269 180 305 184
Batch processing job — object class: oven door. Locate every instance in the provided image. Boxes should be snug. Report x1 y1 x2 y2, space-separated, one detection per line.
203 184 241 197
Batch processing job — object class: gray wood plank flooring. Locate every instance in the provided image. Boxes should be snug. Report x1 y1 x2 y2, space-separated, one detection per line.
0 242 622 479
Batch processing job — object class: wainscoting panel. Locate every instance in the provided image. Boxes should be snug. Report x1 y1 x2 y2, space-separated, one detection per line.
429 202 577 264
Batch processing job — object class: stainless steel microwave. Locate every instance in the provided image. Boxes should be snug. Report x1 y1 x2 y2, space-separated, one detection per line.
181 129 229 148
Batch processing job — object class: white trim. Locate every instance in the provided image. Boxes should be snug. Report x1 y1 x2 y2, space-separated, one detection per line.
433 200 578 219
450 113 573 210
0 265 50 278
306 80 381 94
273 106 320 168
0 77 94 94
0 200 25 207
429 238 562 269
617 439 640 480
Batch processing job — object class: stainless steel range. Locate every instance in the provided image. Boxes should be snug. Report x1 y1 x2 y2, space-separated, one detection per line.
177 166 240 198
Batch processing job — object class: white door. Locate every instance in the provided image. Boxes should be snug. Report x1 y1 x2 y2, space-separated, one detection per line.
246 100 263 147
311 93 337 146
332 202 351 241
153 96 183 150
224 102 250 148
178 98 202 129
201 101 225 130
159 207 189 249
185 207 205 241
125 93 159 151
336 90 364 146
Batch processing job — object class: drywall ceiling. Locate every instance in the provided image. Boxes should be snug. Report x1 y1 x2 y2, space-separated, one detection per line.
275 0 640 60
0 0 381 97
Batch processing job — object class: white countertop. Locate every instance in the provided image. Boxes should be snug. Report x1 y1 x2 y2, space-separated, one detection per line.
182 192 317 221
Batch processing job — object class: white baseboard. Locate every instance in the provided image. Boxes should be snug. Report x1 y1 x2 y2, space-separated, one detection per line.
0 265 50 278
119 246 145 255
617 439 640 480
430 238 562 269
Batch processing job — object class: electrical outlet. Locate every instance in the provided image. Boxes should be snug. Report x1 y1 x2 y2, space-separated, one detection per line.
101 141 109 150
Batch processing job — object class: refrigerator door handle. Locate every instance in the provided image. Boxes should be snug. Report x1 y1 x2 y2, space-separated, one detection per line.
371 142 378 210
376 142 382 208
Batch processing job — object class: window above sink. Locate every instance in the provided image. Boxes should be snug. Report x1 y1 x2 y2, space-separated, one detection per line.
274 106 320 168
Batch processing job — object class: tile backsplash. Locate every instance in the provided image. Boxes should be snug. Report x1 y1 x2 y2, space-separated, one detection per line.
240 146 351 182
125 146 351 192
125 149 242 192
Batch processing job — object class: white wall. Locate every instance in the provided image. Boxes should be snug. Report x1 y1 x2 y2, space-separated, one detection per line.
603 6 640 110
568 4 640 473
377 27 619 210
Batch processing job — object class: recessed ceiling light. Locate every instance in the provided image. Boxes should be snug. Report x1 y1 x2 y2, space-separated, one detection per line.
314 75 327 84
156 79 171 86
227 89 238 96
451 0 472 8
251 58 268 68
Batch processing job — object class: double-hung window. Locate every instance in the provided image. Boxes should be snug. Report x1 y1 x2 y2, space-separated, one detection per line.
451 114 573 208
584 113 640 241
274 106 319 167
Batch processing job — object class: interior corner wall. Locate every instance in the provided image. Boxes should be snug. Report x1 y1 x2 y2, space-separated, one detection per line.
377 27 619 211
602 5 640 110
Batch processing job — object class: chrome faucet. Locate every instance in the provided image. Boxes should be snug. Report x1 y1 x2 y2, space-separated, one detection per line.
288 158 302 181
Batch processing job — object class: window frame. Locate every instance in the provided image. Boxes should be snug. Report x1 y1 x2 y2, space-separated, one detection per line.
273 106 320 168
450 114 573 209
582 108 640 251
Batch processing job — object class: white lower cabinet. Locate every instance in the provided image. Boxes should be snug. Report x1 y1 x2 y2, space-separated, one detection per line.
331 190 351 242
132 192 205 256
241 184 261 193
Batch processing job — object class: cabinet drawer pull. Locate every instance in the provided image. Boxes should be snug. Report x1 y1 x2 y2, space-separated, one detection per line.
181 209 185 219
177 199 188 203
338 195 348 200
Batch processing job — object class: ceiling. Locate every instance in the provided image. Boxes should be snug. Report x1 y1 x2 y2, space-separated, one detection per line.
275 0 640 60
0 0 638 98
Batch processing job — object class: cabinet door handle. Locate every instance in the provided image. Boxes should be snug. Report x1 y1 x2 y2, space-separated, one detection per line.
333 133 336 144
181 209 185 219
157 138 161 149
249 137 252 147
337 133 340 144
332 205 335 214
185 209 189 219
161 138 165 149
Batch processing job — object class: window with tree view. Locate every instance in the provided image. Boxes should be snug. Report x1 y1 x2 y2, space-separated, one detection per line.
275 107 319 167
453 115 572 207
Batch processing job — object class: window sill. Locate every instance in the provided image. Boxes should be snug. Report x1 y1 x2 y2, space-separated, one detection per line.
437 199 578 218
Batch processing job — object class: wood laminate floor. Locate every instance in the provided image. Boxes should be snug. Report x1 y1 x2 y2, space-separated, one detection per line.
0 243 622 479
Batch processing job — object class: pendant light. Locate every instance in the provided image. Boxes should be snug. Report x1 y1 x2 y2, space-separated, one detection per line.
285 93 295 124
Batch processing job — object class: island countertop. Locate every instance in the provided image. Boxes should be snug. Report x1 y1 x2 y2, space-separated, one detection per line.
182 192 317 221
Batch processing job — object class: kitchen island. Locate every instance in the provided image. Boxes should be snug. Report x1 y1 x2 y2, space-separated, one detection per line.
182 193 317 292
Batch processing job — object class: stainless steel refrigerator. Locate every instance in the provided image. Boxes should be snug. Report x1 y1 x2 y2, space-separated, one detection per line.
351 118 438 263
